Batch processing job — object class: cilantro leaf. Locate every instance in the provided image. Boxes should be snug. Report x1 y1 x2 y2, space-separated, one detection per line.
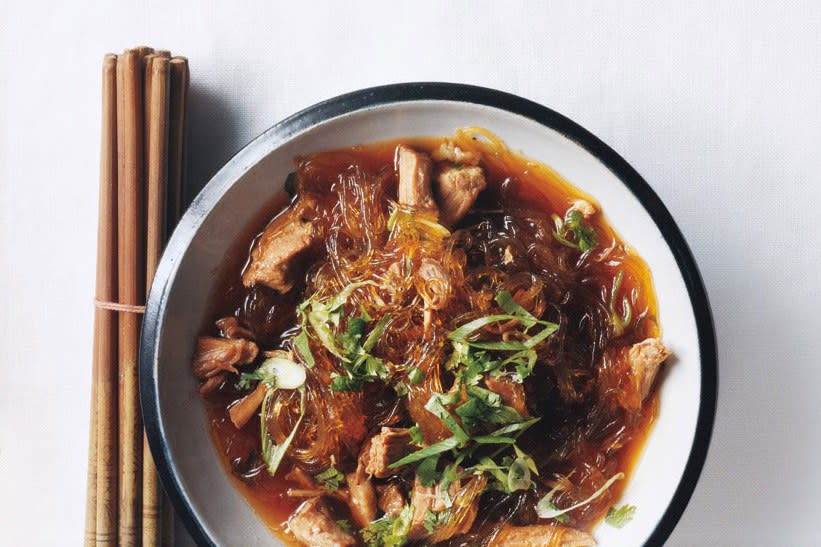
423 509 450 534
329 314 391 392
314 466 345 491
361 504 413 547
415 456 440 487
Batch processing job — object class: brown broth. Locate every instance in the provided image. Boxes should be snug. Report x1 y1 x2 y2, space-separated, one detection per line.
201 134 660 544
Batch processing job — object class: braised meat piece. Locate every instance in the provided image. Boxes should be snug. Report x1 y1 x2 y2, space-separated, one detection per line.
345 465 377 527
242 197 319 293
215 316 255 340
628 337 671 401
484 374 529 417
431 139 480 165
287 497 356 547
192 337 258 380
364 427 412 478
376 483 405 518
434 165 486 226
397 146 437 213
408 473 461 540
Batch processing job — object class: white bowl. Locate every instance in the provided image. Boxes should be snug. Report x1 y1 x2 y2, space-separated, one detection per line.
141 83 717 547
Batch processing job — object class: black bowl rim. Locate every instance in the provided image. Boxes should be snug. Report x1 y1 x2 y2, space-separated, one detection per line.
140 82 717 547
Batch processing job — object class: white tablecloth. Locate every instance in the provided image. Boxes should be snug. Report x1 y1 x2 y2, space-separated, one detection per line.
2 1 819 545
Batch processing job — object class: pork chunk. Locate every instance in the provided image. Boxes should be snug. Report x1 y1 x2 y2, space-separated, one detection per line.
484 375 529 417
215 316 255 340
435 165 487 226
287 497 356 547
192 336 258 380
431 139 480 166
407 473 462 540
377 483 405 518
628 337 672 400
345 466 377 527
364 427 412 478
489 524 596 547
397 146 437 213
241 198 318 293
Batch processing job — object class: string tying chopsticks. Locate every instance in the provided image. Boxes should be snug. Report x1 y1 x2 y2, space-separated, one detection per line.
93 300 147 314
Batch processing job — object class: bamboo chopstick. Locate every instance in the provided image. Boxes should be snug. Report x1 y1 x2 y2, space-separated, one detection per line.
85 347 98 546
142 55 170 547
160 55 189 547
167 57 189 230
116 48 146 547
92 53 120 547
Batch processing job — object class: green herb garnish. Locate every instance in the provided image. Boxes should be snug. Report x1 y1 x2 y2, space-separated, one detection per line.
260 387 306 476
361 504 413 547
407 366 424 385
552 208 597 251
609 270 633 337
314 466 345 491
605 504 637 528
423 509 450 534
536 472 625 520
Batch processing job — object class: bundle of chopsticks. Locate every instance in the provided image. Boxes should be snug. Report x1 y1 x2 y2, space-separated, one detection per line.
84 46 189 547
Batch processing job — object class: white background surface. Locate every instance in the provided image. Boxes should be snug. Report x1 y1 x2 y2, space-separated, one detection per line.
1 1 819 545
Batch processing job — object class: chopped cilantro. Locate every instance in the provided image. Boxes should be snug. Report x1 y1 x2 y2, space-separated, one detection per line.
314 466 345 491
423 509 450 534
329 314 391 392
415 456 440 487
361 504 413 547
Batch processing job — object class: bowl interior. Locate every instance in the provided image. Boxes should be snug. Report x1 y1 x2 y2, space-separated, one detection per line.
144 95 710 546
